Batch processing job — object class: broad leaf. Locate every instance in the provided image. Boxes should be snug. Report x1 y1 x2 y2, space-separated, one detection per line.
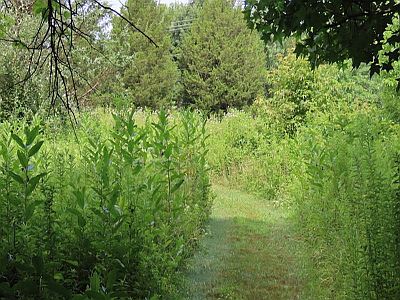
17 150 28 168
171 179 184 193
32 0 48 16
28 140 44 157
11 133 25 149
27 173 47 196
9 171 24 185
26 126 40 146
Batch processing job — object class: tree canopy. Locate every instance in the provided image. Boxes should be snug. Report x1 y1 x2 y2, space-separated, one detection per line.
180 0 266 112
0 0 156 114
110 0 179 109
244 0 400 84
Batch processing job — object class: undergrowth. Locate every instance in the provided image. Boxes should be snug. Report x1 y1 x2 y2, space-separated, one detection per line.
206 53 400 298
0 109 211 299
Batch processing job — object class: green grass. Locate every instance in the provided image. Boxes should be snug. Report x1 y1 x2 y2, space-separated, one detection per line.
181 185 310 299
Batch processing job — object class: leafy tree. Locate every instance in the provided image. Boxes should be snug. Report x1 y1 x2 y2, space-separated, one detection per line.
244 0 400 83
179 0 266 112
253 51 385 136
110 0 180 109
0 3 114 116
0 15 47 120
0 0 158 112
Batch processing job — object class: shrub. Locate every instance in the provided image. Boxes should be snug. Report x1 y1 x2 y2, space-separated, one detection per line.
254 52 385 136
207 110 296 201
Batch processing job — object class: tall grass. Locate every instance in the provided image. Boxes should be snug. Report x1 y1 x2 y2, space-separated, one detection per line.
207 104 400 298
0 109 211 299
207 110 296 202
291 107 400 299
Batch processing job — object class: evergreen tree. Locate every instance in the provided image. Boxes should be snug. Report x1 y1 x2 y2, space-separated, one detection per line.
179 0 266 112
111 0 179 109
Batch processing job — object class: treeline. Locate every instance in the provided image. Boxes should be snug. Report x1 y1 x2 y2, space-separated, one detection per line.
0 0 268 118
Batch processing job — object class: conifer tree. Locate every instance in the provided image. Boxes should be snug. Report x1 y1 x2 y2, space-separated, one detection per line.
179 0 266 111
111 0 179 109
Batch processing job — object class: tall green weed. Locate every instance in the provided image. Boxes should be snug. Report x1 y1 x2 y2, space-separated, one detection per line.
0 109 211 299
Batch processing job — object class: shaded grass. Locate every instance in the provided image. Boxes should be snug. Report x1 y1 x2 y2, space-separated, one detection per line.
181 185 313 299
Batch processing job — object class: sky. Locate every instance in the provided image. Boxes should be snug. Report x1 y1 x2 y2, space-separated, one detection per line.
108 0 190 10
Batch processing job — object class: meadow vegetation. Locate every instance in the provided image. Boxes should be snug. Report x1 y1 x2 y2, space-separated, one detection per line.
0 109 211 298
208 53 400 298
0 0 400 299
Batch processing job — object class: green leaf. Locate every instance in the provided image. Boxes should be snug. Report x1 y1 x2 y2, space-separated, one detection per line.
0 15 15 39
164 144 174 158
110 188 119 206
27 173 46 196
132 163 142 175
90 207 106 221
53 273 64 281
106 269 117 291
11 133 25 149
25 200 41 221
28 140 44 157
63 10 71 19
89 272 101 292
45 279 72 298
51 0 61 11
17 150 28 168
171 179 184 193
73 189 85 209
112 216 124 233
26 126 40 146
66 208 86 228
9 171 24 184
64 259 79 267
32 0 48 16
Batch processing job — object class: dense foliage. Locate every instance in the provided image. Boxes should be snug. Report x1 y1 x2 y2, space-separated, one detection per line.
0 110 211 298
292 105 400 299
207 51 400 298
109 0 180 109
244 0 400 81
0 15 48 120
1 1 400 299
179 0 266 112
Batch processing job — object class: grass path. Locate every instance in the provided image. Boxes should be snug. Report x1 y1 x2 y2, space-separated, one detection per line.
181 185 306 299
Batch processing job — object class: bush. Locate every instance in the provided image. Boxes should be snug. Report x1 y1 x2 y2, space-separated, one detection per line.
207 110 296 201
0 16 47 120
255 52 385 136
206 53 400 298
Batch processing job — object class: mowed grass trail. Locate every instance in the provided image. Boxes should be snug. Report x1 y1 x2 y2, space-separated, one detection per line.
181 185 307 300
